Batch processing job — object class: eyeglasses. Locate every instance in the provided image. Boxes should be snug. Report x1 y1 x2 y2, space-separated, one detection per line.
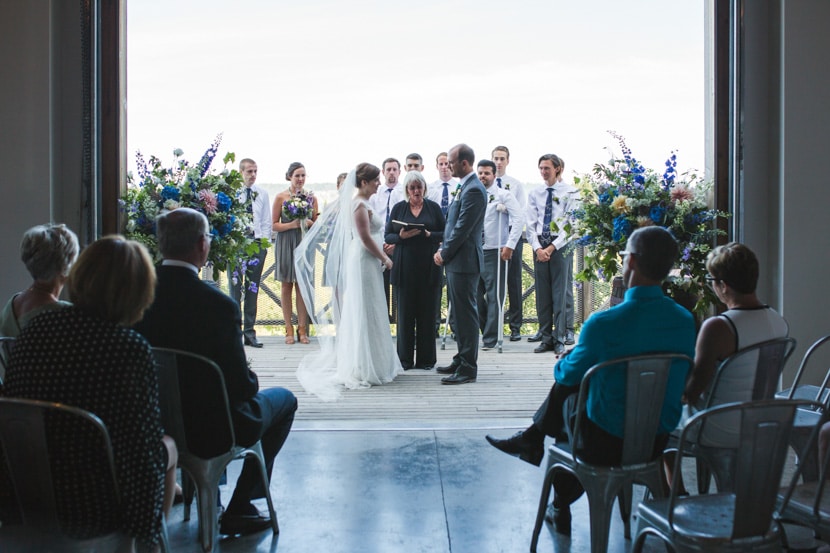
620 251 638 257
704 274 722 284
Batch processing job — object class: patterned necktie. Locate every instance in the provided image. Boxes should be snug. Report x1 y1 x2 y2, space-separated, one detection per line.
441 182 449 217
497 177 502 188
542 187 554 243
385 188 393 222
245 187 253 214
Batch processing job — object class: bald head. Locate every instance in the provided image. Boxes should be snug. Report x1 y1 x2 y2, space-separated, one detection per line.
156 208 210 262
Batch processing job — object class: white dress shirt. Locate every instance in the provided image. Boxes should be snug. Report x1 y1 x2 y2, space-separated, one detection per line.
368 183 405 223
482 183 523 250
241 183 272 240
426 177 460 207
495 174 527 210
526 180 580 252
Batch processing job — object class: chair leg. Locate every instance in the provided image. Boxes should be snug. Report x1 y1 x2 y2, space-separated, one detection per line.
182 470 195 522
695 458 711 494
618 485 632 539
530 466 557 552
584 484 619 553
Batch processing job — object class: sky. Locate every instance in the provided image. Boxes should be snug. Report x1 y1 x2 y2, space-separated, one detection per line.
127 0 705 187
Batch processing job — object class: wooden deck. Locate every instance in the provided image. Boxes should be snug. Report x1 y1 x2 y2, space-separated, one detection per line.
247 334 557 424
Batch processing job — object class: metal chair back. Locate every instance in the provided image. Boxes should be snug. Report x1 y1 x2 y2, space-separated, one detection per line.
0 397 129 551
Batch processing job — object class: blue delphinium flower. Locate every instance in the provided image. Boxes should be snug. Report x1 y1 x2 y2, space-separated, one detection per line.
196 133 222 177
216 192 232 212
681 244 693 261
160 185 181 202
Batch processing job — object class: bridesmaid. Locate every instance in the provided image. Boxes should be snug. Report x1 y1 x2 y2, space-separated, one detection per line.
272 162 318 344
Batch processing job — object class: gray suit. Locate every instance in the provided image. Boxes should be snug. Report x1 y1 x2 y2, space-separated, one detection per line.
441 173 487 373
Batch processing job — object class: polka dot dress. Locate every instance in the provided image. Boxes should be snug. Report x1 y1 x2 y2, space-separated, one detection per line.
1 307 165 546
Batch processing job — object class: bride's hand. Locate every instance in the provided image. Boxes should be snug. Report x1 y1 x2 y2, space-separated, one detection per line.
382 256 393 270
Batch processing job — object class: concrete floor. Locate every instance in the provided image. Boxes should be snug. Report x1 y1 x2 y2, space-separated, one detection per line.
166 420 680 553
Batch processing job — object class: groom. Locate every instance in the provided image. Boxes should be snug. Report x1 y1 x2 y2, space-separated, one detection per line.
433 143 487 384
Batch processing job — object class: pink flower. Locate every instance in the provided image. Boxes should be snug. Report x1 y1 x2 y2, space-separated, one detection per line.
671 186 694 203
199 190 218 214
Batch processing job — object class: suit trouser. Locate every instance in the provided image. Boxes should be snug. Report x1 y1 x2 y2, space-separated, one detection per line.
397 281 440 368
507 238 525 333
533 247 572 346
477 249 507 346
231 387 297 506
446 270 479 371
229 246 268 339
565 253 575 333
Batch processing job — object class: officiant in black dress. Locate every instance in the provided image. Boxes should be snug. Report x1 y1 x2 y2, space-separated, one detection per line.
385 171 445 370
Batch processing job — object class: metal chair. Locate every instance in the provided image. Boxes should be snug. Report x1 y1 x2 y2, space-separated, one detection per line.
633 399 822 553
683 336 796 493
530 352 694 553
0 397 134 552
152 347 278 552
0 336 15 384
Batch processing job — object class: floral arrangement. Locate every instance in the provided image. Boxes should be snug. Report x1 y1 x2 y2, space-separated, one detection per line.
121 134 266 279
282 191 314 221
570 132 729 317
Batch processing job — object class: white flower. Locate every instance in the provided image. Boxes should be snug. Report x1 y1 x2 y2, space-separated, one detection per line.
173 148 184 157
163 199 181 210
126 219 136 232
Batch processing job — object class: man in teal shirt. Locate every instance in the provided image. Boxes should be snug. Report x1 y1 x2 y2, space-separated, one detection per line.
486 226 695 534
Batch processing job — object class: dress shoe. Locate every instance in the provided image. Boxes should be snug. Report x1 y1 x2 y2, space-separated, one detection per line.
527 332 543 343
482 343 496 351
441 372 476 385
545 503 572 536
509 331 522 342
564 331 575 346
414 365 434 371
553 341 565 355
485 431 544 467
534 342 555 353
402 363 414 371
219 505 272 536
244 336 263 348
436 362 459 375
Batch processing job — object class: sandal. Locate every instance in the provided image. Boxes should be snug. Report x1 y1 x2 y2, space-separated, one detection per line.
297 326 310 344
284 324 295 345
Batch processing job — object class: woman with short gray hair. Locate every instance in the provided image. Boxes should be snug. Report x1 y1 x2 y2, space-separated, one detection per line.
0 223 79 336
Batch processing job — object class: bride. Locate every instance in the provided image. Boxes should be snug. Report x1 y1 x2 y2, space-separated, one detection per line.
294 163 402 400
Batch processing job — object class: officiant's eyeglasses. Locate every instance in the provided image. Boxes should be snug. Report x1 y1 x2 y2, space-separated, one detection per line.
620 251 638 258
705 274 722 284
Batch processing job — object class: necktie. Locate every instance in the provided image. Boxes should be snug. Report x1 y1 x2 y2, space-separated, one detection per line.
542 187 554 244
497 177 502 188
385 188 392 223
245 187 253 214
441 182 449 217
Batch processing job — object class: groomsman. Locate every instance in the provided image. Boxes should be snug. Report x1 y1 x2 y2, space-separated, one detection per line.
527 154 579 355
405 153 425 173
229 158 271 348
476 160 523 350
491 146 528 342
369 157 404 321
427 152 459 336
434 144 487 384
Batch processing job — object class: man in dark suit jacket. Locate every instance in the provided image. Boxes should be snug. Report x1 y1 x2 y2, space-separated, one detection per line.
434 143 487 384
134 207 297 537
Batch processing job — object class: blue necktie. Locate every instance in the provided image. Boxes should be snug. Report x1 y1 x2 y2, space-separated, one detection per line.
542 187 554 243
245 187 253 214
441 182 449 217
497 177 502 188
385 188 392 223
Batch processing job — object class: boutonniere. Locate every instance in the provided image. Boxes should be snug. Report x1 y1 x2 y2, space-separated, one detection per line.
504 183 511 191
450 183 462 198
488 194 495 203
553 196 560 204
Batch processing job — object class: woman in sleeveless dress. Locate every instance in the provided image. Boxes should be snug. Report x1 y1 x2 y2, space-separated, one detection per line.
272 162 318 344
294 163 402 400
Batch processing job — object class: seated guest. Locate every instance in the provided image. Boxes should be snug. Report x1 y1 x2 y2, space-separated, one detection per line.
485 226 696 535
0 223 79 337
665 242 788 491
1 236 178 552
134 207 297 537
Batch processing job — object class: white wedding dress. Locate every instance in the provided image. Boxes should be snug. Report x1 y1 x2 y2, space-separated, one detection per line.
294 173 401 401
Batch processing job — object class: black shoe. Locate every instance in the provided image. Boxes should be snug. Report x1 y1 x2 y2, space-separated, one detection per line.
553 342 565 355
485 431 544 466
545 504 572 536
402 364 414 371
441 372 476 385
564 331 575 346
534 342 555 353
219 507 272 536
527 332 543 343
436 362 459 375
414 365 434 371
244 336 264 348
509 331 522 342
482 343 496 351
